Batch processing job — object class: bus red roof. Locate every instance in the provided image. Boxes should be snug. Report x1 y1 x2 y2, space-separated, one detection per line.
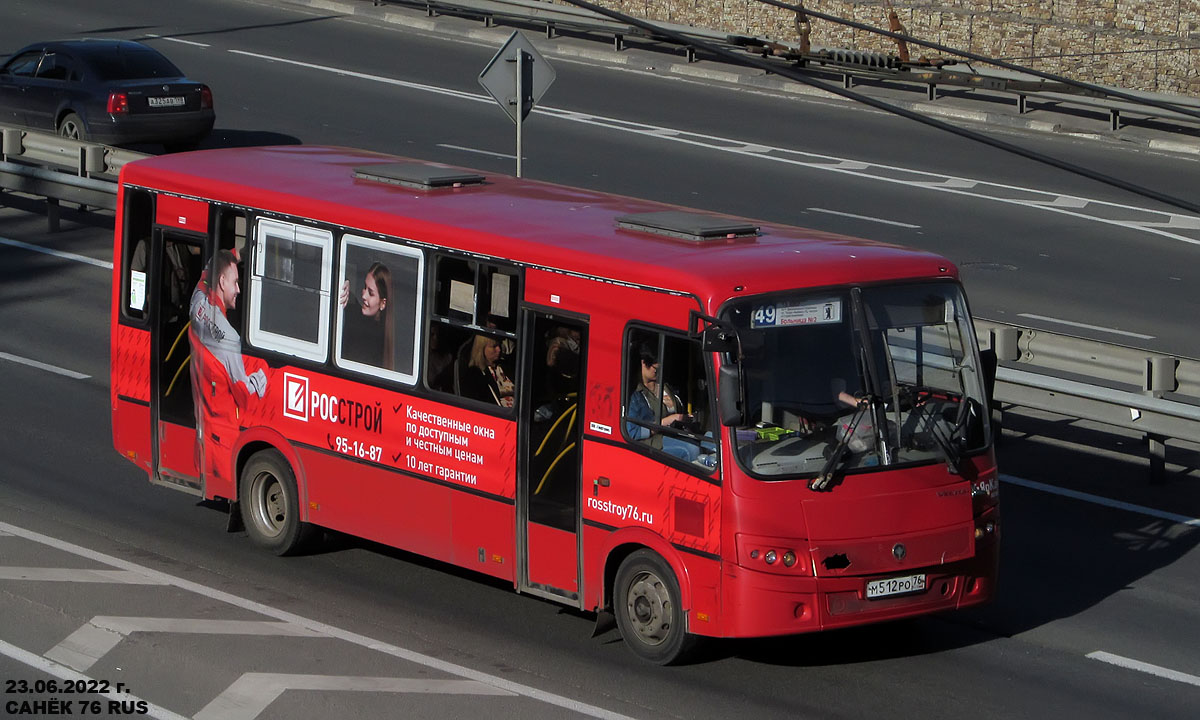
120 145 957 305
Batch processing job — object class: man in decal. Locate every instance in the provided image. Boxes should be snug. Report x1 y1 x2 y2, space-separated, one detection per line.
191 249 267 399
189 249 267 484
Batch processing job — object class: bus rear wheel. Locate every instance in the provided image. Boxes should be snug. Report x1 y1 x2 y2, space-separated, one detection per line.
614 549 698 664
239 449 312 556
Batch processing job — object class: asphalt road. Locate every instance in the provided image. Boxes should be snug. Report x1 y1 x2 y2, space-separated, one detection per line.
0 1 1198 718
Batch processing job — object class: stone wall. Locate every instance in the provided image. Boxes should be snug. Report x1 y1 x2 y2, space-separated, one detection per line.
584 1 1200 96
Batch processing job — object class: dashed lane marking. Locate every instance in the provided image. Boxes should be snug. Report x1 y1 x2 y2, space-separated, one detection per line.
0 236 112 269
0 567 167 583
1001 474 1200 527
0 351 90 380
1015 312 1155 340
1087 651 1200 688
806 207 921 228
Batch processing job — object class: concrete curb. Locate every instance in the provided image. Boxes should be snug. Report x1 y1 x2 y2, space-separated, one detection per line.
279 0 1200 157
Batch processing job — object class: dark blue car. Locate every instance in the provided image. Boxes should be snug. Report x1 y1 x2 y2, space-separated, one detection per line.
0 39 214 151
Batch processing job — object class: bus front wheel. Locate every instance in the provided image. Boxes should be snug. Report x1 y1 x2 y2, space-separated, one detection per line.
239 449 312 556
614 549 698 664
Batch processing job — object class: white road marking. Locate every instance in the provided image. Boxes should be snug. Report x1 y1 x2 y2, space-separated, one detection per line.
0 520 641 720
436 143 516 159
227 49 488 103
145 33 210 48
1000 474 1200 527
194 674 515 720
46 618 325 672
1087 651 1200 687
1015 313 1156 340
0 351 90 380
0 567 167 583
225 49 1200 247
0 638 190 720
806 208 921 228
0 236 112 269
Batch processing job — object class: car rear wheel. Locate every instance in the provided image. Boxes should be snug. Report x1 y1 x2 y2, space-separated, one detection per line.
58 112 86 141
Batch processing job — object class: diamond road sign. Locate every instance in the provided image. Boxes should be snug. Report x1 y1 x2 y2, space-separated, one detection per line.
478 31 556 124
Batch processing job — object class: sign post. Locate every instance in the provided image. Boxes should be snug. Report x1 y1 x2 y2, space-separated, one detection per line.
479 31 556 177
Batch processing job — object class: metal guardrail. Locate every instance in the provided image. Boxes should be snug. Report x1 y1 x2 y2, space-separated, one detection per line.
0 124 148 225
398 0 751 56
976 319 1200 481
0 127 1196 480
365 0 1200 136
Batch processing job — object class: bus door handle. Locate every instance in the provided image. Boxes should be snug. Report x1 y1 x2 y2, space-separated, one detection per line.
593 476 610 496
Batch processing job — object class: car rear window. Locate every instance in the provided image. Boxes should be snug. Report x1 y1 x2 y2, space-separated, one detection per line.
88 48 182 81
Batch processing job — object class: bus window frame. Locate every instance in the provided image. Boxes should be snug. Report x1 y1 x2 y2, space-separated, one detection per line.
426 250 522 410
334 232 426 385
621 322 720 478
246 217 333 363
119 188 155 326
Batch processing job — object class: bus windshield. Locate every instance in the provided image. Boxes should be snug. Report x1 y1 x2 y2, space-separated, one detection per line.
724 281 989 479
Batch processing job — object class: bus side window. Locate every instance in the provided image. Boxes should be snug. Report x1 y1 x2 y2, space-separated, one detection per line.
335 234 425 384
245 218 333 362
215 209 248 331
622 327 717 472
122 189 154 321
426 255 520 409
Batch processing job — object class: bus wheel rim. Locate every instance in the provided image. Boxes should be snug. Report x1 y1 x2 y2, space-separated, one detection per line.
250 471 286 538
625 570 671 647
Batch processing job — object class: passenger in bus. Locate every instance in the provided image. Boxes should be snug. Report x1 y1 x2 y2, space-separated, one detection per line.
339 261 394 370
544 325 581 398
461 334 515 407
626 342 715 466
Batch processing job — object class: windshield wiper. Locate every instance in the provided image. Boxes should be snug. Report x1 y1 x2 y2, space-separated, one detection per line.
810 401 871 492
927 413 962 474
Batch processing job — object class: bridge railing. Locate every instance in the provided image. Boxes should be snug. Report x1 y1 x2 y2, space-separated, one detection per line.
1 125 1195 481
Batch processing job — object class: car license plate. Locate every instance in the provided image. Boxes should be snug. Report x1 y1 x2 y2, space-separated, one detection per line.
866 574 927 599
148 96 185 107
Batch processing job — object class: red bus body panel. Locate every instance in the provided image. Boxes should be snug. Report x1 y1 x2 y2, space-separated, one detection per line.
110 146 997 644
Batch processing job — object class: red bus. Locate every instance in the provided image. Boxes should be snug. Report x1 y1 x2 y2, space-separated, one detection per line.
111 146 999 663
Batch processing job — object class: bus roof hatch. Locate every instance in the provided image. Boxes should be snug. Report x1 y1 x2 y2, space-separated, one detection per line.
616 211 759 242
353 163 486 190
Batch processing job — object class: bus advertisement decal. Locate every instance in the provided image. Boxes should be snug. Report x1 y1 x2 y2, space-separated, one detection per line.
275 370 516 498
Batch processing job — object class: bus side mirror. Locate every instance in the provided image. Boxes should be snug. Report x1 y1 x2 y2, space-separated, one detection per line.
702 325 738 354
718 363 745 426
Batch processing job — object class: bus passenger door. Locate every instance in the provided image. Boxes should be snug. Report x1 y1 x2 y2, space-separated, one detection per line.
518 312 587 605
150 230 204 493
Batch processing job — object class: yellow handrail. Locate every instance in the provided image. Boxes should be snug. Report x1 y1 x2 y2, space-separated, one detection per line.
164 356 190 397
164 322 189 363
535 401 577 457
535 441 576 495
